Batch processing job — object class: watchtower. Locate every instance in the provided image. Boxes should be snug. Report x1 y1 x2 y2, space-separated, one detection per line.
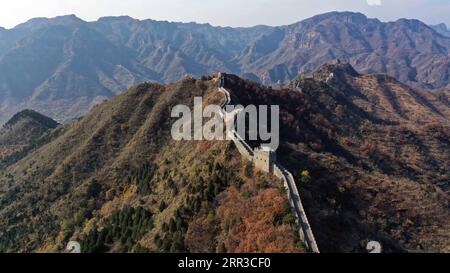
253 146 276 173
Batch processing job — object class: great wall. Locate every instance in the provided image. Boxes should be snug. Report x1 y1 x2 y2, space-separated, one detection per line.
217 74 320 253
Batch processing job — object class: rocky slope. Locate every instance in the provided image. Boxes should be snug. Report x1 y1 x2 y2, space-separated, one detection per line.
1 12 450 123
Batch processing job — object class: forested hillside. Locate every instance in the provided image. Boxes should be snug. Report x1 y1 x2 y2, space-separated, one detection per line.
0 76 302 253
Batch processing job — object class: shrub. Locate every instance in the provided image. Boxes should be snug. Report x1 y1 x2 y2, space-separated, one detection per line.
300 170 312 186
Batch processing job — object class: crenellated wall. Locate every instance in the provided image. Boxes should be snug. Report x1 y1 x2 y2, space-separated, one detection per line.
273 164 320 253
231 130 254 161
217 77 320 253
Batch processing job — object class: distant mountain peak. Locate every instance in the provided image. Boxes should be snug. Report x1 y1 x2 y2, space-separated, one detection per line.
97 15 138 22
14 14 84 30
297 11 370 25
393 17 432 31
313 11 367 19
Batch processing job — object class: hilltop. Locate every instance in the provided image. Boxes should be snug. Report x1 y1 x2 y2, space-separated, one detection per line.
0 109 59 160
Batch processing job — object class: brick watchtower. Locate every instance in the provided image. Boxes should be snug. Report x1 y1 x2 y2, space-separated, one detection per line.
253 146 276 174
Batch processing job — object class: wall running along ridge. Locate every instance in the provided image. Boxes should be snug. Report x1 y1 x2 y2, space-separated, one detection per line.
217 74 320 253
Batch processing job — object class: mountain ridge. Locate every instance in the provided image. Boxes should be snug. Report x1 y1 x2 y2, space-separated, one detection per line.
1 11 450 124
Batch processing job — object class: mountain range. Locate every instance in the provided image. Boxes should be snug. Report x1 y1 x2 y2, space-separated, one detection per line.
0 61 448 253
0 11 450 123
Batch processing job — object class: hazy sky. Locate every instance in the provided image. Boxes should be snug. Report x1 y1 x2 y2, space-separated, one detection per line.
0 0 449 29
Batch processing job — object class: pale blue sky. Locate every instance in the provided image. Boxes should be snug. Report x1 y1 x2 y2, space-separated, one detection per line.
0 0 449 29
